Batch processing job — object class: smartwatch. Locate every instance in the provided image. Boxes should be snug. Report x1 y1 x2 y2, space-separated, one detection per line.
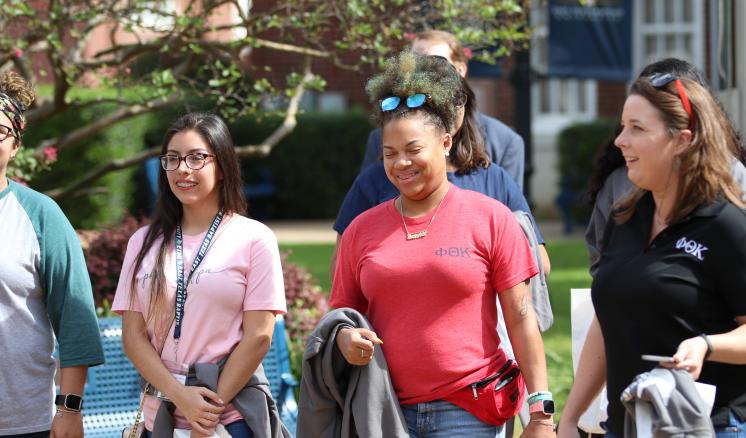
529 399 555 415
55 393 83 412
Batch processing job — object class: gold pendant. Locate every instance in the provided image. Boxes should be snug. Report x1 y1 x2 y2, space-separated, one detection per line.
406 230 427 240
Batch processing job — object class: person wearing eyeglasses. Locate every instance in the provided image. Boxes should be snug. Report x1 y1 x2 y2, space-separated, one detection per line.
557 73 746 438
112 113 290 438
329 52 554 438
584 58 746 279
0 71 104 438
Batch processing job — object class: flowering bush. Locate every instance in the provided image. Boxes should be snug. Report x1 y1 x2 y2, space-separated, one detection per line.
281 252 329 378
82 215 150 314
81 215 328 380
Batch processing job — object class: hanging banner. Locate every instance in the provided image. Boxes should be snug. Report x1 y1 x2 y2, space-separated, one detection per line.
547 0 632 82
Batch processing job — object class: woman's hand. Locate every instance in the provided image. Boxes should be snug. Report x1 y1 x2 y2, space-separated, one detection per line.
555 418 581 438
521 415 556 438
172 386 225 436
660 336 709 380
335 327 383 366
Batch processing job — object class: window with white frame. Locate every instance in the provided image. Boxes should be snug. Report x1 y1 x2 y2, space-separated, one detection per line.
133 0 177 32
717 0 736 90
530 0 597 122
633 0 705 75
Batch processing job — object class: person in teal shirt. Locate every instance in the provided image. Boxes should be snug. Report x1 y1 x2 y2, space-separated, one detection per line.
0 71 104 438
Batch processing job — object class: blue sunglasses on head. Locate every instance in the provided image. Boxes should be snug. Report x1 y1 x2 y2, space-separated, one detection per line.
380 93 431 111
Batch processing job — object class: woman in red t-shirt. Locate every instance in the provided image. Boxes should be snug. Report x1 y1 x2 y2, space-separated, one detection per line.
330 52 554 438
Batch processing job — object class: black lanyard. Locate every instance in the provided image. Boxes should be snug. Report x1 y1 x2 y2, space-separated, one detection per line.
173 210 224 340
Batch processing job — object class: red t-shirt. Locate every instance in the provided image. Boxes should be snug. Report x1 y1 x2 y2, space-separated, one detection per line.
330 184 538 404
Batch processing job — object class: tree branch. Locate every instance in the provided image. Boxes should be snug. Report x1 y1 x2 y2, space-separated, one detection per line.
32 94 179 158
234 62 312 158
46 146 162 200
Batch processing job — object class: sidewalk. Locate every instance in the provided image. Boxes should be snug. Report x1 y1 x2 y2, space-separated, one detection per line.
266 219 585 244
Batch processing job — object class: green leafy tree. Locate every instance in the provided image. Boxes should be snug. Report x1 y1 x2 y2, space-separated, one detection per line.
1 0 529 199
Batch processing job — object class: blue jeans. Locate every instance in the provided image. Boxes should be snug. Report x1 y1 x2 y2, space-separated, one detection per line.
145 420 252 438
401 399 504 438
715 411 746 438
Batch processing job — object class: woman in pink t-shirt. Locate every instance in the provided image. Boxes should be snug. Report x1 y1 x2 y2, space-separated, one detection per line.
112 113 287 438
330 53 555 437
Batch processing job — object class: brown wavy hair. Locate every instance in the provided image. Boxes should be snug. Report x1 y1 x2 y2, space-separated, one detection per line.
128 113 247 337
613 77 745 224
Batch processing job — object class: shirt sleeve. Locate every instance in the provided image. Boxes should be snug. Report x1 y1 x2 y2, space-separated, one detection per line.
489 204 539 293
713 212 746 316
112 229 147 314
243 226 287 314
333 172 378 234
39 201 104 368
360 128 382 171
499 167 545 244
499 133 525 191
329 225 368 313
586 169 625 278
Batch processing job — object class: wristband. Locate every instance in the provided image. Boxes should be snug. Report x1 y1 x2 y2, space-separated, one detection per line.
527 391 553 405
699 333 713 359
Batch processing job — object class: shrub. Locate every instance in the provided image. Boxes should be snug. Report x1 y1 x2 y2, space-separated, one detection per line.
281 252 329 379
83 215 150 315
557 118 618 223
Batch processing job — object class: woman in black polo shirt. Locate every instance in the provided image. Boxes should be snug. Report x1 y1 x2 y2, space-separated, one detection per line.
558 75 746 437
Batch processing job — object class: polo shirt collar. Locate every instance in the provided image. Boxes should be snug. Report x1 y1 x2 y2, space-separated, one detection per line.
636 191 726 225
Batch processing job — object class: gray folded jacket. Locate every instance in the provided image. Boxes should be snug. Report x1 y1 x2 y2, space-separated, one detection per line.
621 367 714 438
297 308 409 438
150 360 292 438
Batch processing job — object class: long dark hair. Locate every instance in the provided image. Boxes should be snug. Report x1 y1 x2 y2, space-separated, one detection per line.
128 113 246 333
586 125 624 205
450 77 490 174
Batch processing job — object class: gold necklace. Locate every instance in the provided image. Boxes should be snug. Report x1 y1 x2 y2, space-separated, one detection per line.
397 189 448 240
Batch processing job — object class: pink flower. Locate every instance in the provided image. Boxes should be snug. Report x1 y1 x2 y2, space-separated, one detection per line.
124 67 131 75
463 47 473 59
14 48 23 58
403 32 416 40
43 147 58 163
12 176 28 186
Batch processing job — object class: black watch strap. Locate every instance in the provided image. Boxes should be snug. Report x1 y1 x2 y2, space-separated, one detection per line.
55 393 83 412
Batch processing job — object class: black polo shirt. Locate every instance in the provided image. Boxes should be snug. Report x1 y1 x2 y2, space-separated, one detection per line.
593 193 746 434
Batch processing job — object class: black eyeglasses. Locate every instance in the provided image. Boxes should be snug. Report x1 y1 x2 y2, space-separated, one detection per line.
648 73 696 131
159 152 216 171
0 124 15 142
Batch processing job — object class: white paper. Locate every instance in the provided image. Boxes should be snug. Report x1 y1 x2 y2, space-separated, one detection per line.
571 288 608 434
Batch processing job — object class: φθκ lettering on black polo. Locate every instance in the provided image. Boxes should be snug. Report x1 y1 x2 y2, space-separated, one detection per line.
592 192 746 433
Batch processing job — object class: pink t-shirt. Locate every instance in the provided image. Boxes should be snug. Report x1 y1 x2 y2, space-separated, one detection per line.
330 184 538 404
112 214 287 430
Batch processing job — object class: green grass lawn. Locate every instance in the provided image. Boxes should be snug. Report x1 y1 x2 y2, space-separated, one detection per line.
281 239 592 419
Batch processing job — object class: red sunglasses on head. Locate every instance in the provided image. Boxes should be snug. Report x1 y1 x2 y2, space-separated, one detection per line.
648 73 696 132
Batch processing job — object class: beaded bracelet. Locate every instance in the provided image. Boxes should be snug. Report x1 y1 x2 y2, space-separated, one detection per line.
530 419 556 427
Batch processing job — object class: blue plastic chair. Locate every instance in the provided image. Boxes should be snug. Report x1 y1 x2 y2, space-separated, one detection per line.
70 316 297 437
